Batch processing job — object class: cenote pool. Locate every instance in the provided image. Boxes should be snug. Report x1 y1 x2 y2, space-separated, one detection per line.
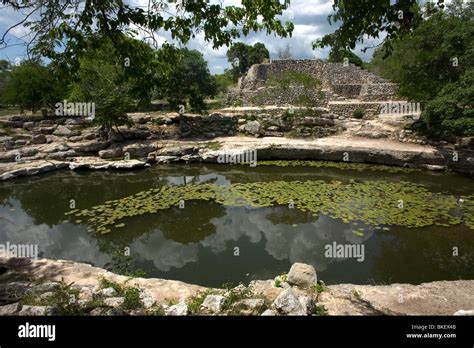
1 161 473 288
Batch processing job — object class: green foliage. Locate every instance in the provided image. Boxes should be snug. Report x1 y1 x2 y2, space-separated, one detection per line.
122 287 142 310
227 42 270 81
155 46 216 112
314 0 424 53
99 277 126 294
22 280 83 315
66 178 474 234
214 70 235 96
422 69 474 140
268 71 321 90
368 1 474 140
206 142 223 151
328 46 364 67
352 109 365 119
98 277 143 310
0 60 12 106
187 289 215 315
221 283 253 311
274 273 288 288
313 304 328 316
2 60 66 113
313 283 325 294
369 1 473 105
8 1 293 76
68 37 152 134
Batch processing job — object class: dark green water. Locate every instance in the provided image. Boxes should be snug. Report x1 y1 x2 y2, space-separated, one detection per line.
0 163 473 287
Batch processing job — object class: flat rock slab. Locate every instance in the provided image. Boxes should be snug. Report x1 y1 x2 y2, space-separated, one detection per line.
0 254 207 305
319 281 474 316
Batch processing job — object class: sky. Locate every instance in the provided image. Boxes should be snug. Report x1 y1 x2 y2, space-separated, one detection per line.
0 0 391 74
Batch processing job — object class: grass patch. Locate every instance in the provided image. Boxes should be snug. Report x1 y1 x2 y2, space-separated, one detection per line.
267 71 321 90
122 287 141 310
21 280 83 315
352 109 365 119
274 273 288 288
221 283 253 311
313 304 328 316
313 283 326 294
98 276 143 310
206 141 222 151
187 289 215 315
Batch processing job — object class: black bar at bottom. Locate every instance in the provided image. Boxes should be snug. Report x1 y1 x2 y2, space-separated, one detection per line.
0 316 472 346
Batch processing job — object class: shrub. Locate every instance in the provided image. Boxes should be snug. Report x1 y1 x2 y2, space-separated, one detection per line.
353 109 365 119
421 69 474 140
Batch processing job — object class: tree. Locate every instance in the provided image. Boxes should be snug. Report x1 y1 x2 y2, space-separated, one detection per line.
277 43 292 59
421 69 474 140
0 60 12 106
313 0 426 53
367 1 474 140
69 36 156 136
369 1 474 104
214 70 235 96
2 60 65 113
155 46 217 111
227 42 270 81
328 46 364 67
1 0 293 75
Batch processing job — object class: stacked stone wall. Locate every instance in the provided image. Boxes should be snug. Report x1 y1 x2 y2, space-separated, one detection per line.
232 59 398 105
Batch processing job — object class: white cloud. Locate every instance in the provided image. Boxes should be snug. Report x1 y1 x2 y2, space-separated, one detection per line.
0 0 384 73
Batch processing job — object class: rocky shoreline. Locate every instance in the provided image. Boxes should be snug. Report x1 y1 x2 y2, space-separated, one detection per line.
1 255 473 316
1 112 473 182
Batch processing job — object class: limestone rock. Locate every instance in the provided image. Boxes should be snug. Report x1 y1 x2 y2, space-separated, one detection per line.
35 282 61 292
454 310 474 316
201 295 225 313
165 303 188 316
298 295 315 315
31 134 47 144
19 305 57 316
103 297 125 307
104 308 127 316
123 143 157 158
89 308 105 316
79 287 93 302
272 288 307 316
100 287 117 297
243 121 263 136
0 302 22 315
99 147 123 159
249 280 284 302
261 309 276 316
287 263 317 289
141 297 156 309
23 122 35 131
38 126 57 135
53 125 72 136
69 140 108 153
232 299 265 315
110 160 148 170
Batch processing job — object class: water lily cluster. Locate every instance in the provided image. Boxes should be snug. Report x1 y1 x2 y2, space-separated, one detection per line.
65 180 474 235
